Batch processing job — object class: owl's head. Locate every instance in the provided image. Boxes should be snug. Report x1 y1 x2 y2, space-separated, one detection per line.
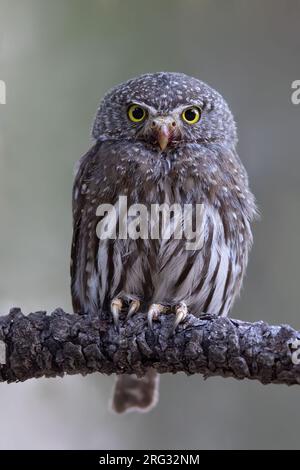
92 72 237 152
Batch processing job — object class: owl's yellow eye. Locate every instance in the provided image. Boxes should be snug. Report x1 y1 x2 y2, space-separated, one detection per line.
181 106 201 124
127 104 147 123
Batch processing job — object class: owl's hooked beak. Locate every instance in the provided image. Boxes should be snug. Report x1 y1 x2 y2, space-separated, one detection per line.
151 117 178 151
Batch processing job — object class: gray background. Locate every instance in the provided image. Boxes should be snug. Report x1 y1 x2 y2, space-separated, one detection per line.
0 0 299 450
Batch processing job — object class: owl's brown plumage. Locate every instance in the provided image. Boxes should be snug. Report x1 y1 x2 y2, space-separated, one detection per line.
71 72 257 413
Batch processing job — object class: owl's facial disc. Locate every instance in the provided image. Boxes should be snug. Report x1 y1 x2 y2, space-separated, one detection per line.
127 101 204 151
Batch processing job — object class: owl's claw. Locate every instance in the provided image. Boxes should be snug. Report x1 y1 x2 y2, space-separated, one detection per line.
111 298 123 330
111 298 185 331
147 304 168 329
173 302 188 332
127 300 141 319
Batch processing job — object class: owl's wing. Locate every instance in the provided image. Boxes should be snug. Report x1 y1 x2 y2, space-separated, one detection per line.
71 139 131 314
71 141 111 313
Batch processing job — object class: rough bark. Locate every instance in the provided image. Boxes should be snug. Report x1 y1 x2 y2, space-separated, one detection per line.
0 307 300 385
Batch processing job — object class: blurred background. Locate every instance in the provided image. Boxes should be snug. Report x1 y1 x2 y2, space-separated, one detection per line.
0 0 300 450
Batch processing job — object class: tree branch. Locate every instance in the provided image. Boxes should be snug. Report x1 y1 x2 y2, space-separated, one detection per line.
0 307 300 385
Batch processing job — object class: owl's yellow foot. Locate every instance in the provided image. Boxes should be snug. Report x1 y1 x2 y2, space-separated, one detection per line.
147 303 169 329
111 298 187 332
173 301 188 332
111 298 123 329
111 297 141 329
127 299 141 319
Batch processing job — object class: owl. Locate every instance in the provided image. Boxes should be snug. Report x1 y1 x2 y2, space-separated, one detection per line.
71 72 257 413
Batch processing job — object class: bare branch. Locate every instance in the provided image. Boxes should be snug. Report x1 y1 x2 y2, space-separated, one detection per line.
0 308 300 385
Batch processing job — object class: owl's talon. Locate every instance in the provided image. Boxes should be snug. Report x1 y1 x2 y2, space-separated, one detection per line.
173 302 188 332
147 309 155 329
127 300 141 319
147 304 168 329
111 298 123 329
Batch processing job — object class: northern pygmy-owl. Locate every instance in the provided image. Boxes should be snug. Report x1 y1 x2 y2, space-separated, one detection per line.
71 72 257 413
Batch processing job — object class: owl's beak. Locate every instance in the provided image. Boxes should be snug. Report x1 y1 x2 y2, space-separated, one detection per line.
151 118 177 151
157 124 170 151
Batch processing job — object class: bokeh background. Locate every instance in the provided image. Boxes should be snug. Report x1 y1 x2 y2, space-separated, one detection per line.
0 0 300 450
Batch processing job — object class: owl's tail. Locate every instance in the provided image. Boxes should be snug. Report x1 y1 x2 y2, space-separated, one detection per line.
111 369 159 414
